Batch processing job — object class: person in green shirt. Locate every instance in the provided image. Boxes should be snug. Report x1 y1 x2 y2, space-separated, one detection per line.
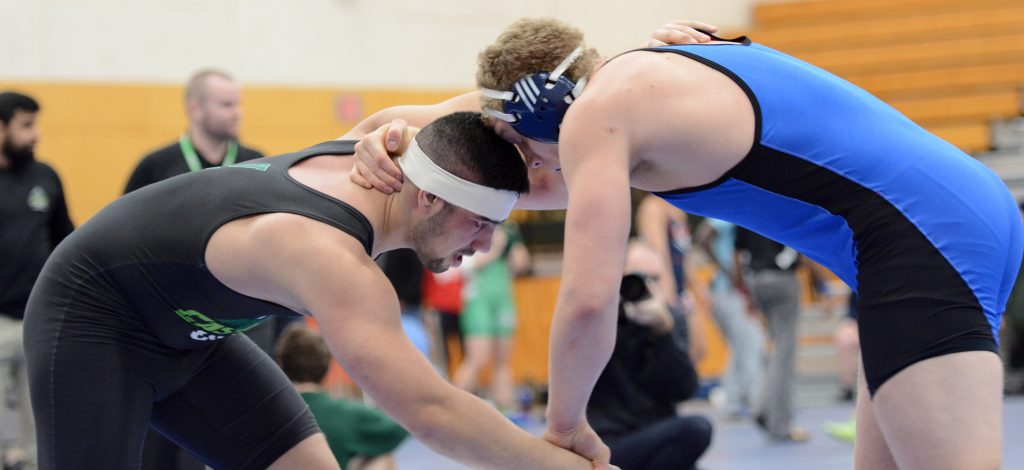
277 324 409 470
452 221 530 412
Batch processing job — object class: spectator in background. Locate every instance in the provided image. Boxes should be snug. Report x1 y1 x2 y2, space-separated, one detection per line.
421 268 465 378
635 195 692 306
277 324 409 470
635 194 707 363
452 222 530 412
834 294 860 402
733 227 807 442
825 293 860 444
587 240 712 470
695 219 764 420
0 91 74 470
376 248 430 357
124 68 263 192
124 68 267 470
1001 202 1024 396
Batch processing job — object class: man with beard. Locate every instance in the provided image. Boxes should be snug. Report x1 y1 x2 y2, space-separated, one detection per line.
124 68 263 192
24 112 612 470
0 90 74 470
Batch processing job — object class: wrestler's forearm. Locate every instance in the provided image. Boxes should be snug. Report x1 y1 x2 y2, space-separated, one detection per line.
320 319 592 469
543 125 631 430
546 301 618 430
343 91 481 141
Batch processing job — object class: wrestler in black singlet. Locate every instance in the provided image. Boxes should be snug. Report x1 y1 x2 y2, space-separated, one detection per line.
24 141 368 469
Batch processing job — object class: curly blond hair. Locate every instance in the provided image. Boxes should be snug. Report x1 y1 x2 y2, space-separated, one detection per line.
476 18 601 113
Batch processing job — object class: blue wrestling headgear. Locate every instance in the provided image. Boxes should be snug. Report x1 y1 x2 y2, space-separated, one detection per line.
481 46 588 144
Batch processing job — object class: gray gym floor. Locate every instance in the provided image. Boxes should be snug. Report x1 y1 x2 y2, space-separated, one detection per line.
395 396 1024 469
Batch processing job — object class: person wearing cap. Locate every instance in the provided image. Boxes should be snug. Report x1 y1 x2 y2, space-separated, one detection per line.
22 112 613 470
353 17 1021 470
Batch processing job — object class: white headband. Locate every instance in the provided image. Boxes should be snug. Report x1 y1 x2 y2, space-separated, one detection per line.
397 139 519 221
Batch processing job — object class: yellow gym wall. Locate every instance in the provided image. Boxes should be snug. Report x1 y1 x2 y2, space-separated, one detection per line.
0 81 464 224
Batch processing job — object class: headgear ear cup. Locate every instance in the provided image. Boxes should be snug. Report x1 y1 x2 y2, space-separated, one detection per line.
482 46 588 143
502 72 577 143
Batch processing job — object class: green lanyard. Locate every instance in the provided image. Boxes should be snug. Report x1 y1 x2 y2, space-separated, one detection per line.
179 133 238 173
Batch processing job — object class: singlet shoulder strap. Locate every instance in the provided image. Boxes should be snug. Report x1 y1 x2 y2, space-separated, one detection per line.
282 140 359 164
299 140 358 157
262 139 376 254
606 32 752 65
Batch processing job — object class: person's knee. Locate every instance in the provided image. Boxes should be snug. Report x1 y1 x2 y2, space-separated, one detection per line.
690 416 714 451
463 344 493 365
493 341 514 363
834 323 856 345
671 415 714 452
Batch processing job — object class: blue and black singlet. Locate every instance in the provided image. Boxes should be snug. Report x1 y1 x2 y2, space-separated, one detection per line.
642 39 1022 392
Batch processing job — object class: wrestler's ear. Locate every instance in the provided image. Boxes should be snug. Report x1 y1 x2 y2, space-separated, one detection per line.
416 190 446 216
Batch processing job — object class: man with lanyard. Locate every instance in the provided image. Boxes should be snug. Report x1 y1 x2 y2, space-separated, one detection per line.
124 68 263 193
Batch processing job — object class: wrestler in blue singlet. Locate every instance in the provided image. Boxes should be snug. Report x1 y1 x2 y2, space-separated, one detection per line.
648 39 1023 393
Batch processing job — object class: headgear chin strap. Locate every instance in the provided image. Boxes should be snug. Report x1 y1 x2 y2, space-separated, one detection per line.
397 138 519 221
482 46 588 144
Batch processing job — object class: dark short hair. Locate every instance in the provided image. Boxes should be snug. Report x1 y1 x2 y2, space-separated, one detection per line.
276 324 332 384
416 111 529 194
0 91 40 125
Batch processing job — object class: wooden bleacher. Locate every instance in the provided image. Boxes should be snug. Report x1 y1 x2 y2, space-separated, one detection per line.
752 4 1024 51
754 0 1022 27
736 0 1024 153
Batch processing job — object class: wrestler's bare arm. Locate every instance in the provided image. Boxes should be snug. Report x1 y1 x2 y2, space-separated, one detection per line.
542 94 634 457
342 91 480 141
211 216 605 470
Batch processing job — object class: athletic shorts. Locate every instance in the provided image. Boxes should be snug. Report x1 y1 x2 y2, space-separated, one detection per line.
460 293 517 338
854 199 1023 396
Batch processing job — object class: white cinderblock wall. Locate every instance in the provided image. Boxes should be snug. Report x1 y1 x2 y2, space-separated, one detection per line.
0 0 763 88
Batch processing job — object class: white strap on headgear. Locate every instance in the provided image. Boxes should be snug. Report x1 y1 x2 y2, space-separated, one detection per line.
397 138 519 221
480 46 588 119
547 46 584 85
480 87 517 123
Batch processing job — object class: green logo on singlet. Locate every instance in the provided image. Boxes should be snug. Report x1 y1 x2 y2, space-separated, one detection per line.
174 309 267 335
230 163 271 171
